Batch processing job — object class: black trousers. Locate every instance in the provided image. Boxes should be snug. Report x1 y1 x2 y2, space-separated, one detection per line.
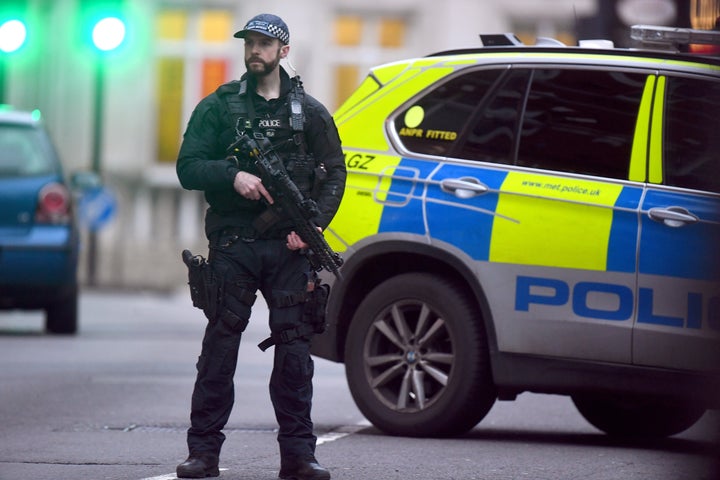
186 230 316 461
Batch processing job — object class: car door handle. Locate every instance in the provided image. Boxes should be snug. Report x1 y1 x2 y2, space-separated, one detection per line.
647 206 699 228
440 177 489 199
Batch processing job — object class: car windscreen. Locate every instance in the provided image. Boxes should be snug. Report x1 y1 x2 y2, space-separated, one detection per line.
0 124 58 178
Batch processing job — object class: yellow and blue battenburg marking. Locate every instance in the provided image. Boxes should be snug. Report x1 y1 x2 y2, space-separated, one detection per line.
332 150 720 283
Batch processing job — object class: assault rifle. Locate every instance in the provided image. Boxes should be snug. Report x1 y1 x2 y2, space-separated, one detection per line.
229 134 344 280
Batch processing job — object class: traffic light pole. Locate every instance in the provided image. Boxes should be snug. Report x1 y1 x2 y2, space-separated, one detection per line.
86 56 105 286
84 14 125 287
91 57 104 175
0 55 5 103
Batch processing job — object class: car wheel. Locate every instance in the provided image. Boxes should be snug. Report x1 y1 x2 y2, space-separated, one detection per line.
46 288 78 334
345 272 496 437
572 394 706 438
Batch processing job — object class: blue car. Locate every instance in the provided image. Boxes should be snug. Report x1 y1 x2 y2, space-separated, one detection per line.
0 107 81 334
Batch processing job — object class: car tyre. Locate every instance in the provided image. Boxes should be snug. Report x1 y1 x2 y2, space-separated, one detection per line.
572 394 706 438
46 288 78 334
345 272 496 437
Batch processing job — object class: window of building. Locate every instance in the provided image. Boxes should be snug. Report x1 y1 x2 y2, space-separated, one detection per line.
154 8 235 163
335 64 361 109
333 13 409 109
379 18 406 48
200 10 233 43
155 58 185 163
157 9 188 41
663 76 720 194
335 15 363 46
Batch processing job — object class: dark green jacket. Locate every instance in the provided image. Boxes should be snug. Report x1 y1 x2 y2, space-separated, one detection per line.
176 67 346 237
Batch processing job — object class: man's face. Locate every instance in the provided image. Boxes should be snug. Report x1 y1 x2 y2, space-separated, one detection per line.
243 31 287 77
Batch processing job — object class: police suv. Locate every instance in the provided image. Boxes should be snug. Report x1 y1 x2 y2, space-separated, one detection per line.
311 25 720 438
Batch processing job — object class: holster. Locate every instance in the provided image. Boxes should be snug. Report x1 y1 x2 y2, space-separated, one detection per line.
181 249 219 320
303 280 330 334
257 278 330 352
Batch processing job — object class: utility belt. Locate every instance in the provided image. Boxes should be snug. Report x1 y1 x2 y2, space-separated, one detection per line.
213 224 293 243
207 206 294 242
180 238 330 351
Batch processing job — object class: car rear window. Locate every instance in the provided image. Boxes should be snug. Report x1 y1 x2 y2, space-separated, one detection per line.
0 125 57 178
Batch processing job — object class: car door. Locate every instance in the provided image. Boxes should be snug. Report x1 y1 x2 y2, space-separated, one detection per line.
634 73 720 372
392 64 653 363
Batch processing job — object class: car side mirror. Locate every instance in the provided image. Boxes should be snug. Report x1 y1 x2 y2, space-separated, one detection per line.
70 171 102 192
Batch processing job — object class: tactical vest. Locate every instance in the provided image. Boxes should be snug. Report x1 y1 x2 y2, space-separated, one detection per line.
223 76 322 198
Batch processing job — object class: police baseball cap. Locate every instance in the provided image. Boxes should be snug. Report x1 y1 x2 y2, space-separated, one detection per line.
234 13 290 44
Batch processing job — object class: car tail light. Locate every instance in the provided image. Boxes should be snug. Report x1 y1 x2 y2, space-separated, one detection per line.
36 182 71 224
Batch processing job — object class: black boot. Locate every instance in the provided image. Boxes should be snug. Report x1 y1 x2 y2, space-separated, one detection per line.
279 455 330 480
176 454 220 478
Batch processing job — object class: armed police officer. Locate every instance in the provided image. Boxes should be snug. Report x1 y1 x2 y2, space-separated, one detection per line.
175 13 345 480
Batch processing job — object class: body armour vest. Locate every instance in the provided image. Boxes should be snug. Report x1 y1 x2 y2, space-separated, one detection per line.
223 76 320 199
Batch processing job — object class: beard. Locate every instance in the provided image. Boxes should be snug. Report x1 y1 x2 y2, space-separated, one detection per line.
245 52 282 78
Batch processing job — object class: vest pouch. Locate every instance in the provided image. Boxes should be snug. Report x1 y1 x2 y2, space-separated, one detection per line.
287 152 315 196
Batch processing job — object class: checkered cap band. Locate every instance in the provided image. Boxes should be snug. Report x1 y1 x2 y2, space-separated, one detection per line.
242 19 289 44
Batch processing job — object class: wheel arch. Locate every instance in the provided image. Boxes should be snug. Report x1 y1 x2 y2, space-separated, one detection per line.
322 235 497 363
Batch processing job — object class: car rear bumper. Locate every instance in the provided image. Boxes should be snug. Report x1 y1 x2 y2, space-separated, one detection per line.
0 226 79 308
0 283 78 309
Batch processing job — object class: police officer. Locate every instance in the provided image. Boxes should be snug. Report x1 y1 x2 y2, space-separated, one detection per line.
175 13 345 480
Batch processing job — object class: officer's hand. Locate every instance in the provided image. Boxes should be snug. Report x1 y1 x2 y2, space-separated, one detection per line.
286 228 322 251
233 171 274 204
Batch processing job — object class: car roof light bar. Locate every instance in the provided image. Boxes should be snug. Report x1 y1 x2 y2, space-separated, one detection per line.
631 24 720 48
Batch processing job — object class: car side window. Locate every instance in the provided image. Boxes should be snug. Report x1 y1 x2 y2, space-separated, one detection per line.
663 76 720 194
393 68 504 157
451 69 530 165
517 68 647 180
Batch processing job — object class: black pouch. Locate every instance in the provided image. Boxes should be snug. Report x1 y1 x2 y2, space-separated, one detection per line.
181 249 219 320
219 281 256 332
303 281 330 334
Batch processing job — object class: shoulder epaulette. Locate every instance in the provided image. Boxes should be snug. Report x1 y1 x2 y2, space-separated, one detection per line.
221 79 247 116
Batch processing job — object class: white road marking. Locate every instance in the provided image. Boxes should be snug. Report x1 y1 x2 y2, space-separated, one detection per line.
316 420 370 446
139 421 369 480
140 468 228 480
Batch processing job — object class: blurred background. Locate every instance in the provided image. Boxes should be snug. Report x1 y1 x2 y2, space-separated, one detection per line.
1 0 718 291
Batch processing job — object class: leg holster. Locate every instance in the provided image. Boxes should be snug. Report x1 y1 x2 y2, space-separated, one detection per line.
257 277 329 352
182 248 257 331
218 277 257 332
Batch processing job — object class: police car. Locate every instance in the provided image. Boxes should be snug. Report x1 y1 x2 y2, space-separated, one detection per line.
311 25 720 438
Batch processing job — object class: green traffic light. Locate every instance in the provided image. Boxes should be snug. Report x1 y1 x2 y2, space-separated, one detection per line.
92 16 126 52
0 19 27 53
